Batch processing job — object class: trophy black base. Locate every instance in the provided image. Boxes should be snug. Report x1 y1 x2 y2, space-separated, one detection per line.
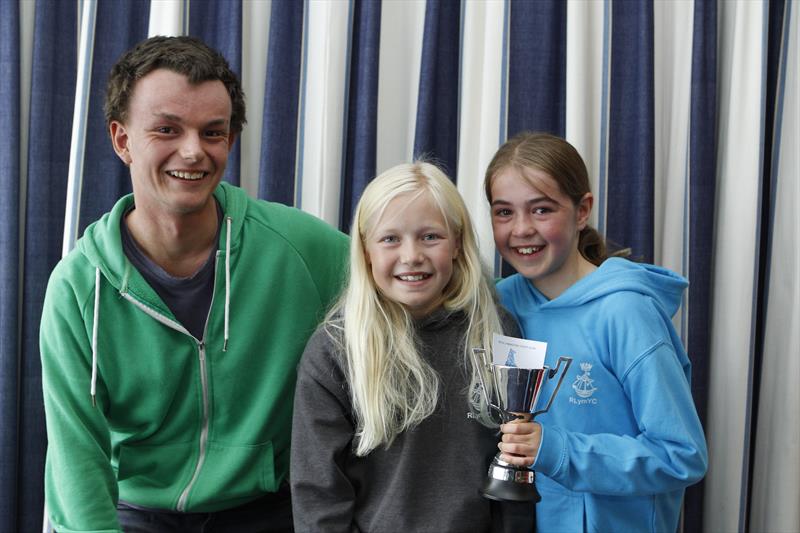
478 457 542 503
479 477 541 503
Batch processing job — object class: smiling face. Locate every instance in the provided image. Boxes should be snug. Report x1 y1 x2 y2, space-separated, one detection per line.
109 69 235 220
490 166 593 299
364 191 460 318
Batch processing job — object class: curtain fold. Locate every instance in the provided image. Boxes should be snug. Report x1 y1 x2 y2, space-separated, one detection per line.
750 1 798 530
413 0 461 177
296 0 349 225
507 0 567 138
683 0 717 528
606 1 655 262
705 1 768 530
456 0 507 272
259 0 304 205
19 1 78 530
78 1 150 235
0 1 21 530
375 0 424 174
340 0 381 232
565 0 606 230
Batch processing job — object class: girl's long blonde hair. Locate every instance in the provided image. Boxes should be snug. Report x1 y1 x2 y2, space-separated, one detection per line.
327 162 502 456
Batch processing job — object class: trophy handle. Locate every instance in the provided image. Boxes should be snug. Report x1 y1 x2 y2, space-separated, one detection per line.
470 348 519 425
470 348 493 407
530 356 572 419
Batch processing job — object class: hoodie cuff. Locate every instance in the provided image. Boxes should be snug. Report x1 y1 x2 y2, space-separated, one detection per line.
532 423 567 478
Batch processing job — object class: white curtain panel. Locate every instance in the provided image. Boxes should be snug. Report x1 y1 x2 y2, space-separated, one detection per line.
456 0 506 273
565 0 606 234
297 0 349 225
376 0 425 176
750 3 800 531
240 0 272 198
706 1 768 531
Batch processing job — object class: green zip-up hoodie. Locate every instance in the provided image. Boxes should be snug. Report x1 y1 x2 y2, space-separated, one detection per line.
40 182 349 532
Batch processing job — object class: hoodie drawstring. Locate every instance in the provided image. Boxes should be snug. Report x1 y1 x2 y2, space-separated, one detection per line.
223 216 231 352
90 217 232 402
91 267 100 406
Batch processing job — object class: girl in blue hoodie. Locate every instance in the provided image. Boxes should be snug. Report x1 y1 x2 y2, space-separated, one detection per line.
484 132 708 532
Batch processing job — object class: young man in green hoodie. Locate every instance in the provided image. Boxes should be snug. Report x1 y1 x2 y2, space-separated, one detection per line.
40 36 349 532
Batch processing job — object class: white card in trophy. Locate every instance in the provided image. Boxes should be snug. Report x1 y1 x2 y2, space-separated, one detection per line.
491 333 547 369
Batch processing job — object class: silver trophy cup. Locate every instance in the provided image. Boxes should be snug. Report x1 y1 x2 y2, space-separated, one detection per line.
470 348 572 502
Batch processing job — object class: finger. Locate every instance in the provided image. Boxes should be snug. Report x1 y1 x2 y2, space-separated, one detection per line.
498 441 536 458
498 451 535 467
501 432 537 444
500 422 538 435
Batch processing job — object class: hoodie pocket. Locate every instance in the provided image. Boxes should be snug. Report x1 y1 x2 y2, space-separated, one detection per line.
116 440 275 509
116 441 195 501
185 440 276 506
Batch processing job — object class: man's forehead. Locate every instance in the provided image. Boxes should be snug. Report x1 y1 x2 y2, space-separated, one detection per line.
133 67 225 91
128 69 231 113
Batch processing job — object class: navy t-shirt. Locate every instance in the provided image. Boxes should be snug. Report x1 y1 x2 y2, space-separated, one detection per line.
120 202 221 340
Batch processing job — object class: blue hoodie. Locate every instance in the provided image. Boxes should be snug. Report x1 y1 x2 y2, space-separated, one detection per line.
497 258 707 533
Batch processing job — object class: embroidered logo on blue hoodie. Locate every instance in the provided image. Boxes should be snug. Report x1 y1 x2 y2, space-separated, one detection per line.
570 361 598 405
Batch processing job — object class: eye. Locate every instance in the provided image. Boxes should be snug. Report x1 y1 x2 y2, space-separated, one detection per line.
422 233 441 242
205 129 228 138
379 235 399 244
533 206 552 215
494 208 512 217
155 126 176 134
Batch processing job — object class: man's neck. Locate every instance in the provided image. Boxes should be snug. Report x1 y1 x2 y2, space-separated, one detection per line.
125 201 219 278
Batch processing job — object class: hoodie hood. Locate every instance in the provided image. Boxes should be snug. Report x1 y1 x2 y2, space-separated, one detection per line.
74 182 248 403
77 182 247 294
512 257 687 318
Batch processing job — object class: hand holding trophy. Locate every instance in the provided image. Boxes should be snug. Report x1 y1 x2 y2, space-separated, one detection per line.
470 341 572 502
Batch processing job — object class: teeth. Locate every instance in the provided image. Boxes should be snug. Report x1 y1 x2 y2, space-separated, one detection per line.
517 246 542 255
398 274 427 281
168 170 205 180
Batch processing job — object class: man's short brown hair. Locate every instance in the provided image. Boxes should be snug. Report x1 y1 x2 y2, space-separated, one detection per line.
104 35 246 135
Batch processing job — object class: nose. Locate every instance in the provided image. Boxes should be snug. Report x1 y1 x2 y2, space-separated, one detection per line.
400 241 423 265
511 214 534 238
179 132 205 163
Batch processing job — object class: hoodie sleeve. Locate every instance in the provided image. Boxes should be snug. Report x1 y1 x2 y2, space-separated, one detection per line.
290 328 360 533
40 265 122 532
266 203 350 317
532 297 708 496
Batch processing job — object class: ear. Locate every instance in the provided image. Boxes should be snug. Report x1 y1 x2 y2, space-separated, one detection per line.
109 121 132 166
576 192 593 231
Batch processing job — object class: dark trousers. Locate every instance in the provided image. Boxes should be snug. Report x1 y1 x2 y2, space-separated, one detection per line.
117 484 293 533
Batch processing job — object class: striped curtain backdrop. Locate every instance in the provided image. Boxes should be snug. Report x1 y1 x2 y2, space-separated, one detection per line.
1 0 797 531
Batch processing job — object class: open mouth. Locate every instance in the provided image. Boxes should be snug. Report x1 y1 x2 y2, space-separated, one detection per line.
167 170 207 181
514 245 544 255
396 273 432 282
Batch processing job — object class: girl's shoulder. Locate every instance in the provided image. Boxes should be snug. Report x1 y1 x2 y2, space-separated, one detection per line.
299 322 348 380
495 273 543 310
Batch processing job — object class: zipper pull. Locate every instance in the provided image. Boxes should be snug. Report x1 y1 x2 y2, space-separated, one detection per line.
198 341 205 360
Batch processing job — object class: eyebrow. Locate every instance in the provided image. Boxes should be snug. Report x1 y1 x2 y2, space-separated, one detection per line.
152 113 229 128
491 196 557 207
